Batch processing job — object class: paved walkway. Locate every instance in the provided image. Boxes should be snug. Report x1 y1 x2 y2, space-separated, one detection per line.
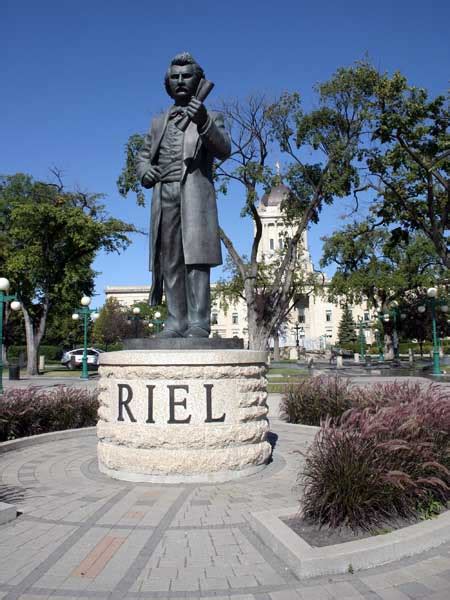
1 395 450 599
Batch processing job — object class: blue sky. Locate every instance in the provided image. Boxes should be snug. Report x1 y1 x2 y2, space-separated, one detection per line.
2 0 449 308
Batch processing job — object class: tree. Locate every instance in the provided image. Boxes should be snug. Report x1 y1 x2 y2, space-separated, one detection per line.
363 72 449 269
317 62 449 270
118 80 367 349
321 220 441 310
92 298 130 349
321 218 443 352
337 305 357 346
0 173 137 374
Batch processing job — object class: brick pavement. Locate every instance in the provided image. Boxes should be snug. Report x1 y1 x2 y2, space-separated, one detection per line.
0 391 449 599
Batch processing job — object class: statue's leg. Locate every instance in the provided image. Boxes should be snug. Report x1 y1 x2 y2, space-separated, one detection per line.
159 182 188 336
185 265 211 337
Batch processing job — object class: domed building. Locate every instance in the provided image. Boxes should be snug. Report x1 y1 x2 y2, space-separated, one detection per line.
105 183 372 352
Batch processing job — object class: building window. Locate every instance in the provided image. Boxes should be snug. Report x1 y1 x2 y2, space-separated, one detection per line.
278 238 283 249
326 310 332 322
298 315 305 323
232 313 238 324
211 312 218 325
364 312 370 321
269 238 274 250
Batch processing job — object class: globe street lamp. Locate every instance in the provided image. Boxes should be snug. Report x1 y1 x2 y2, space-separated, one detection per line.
373 326 384 363
0 278 21 394
292 323 302 347
377 305 404 361
417 287 448 375
72 296 99 380
299 327 305 348
128 306 145 338
149 310 163 335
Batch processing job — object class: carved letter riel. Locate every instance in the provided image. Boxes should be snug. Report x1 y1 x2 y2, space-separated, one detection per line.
117 383 136 422
204 384 225 422
167 385 191 424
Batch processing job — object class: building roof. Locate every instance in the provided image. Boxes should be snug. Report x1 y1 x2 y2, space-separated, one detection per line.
260 184 290 208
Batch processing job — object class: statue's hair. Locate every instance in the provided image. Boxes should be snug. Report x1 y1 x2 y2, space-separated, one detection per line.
164 52 205 97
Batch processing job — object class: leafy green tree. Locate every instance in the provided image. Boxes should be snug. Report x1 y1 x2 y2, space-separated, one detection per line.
92 298 130 349
0 173 137 374
318 61 449 269
128 301 167 338
321 219 443 354
321 220 441 310
337 305 358 346
363 72 449 269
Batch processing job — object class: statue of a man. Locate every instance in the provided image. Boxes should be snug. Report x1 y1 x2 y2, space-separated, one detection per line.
136 53 231 338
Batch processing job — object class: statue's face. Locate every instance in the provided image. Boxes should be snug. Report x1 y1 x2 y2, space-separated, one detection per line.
168 64 199 103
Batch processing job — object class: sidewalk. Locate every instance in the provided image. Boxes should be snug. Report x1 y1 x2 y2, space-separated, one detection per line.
1 373 99 391
0 393 449 599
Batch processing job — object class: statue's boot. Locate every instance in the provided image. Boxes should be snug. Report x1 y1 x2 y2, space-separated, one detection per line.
186 265 211 337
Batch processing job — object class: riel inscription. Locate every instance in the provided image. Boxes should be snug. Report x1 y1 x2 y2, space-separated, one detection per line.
117 383 226 424
97 349 271 482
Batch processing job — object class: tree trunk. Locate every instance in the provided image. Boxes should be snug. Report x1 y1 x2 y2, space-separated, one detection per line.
273 332 280 361
22 302 49 375
23 311 38 375
246 303 272 351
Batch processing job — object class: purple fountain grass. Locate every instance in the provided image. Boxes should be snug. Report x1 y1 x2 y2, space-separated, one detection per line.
0 386 99 441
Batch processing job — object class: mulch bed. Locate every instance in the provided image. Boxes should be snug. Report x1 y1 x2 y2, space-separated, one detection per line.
282 514 420 547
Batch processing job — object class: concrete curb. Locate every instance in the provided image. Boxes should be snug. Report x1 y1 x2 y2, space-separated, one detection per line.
0 427 95 454
0 502 16 525
248 505 450 579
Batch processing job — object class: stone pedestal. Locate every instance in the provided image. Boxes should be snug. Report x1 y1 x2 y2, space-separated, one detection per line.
97 349 271 483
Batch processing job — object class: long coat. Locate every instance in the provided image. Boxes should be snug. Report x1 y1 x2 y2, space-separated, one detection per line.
136 109 231 305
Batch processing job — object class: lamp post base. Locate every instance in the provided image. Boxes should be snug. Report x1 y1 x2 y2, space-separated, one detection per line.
432 350 442 375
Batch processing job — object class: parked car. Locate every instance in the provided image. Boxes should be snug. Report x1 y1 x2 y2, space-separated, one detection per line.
61 348 104 370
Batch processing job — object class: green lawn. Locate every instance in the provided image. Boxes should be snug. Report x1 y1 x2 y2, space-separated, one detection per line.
267 366 308 392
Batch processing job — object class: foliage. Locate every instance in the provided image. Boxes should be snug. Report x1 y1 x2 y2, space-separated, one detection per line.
364 74 449 269
0 386 99 441
0 173 137 373
337 306 358 346
92 298 130 348
7 344 61 362
314 62 449 269
129 301 168 337
117 134 147 207
299 381 450 530
321 221 442 308
280 376 354 426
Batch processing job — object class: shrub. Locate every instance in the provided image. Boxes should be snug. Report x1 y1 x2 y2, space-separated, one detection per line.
281 378 436 425
0 386 99 442
7 345 62 362
280 376 354 426
300 383 450 530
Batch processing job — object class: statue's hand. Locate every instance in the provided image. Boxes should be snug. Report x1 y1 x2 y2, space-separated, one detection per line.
186 98 208 128
142 166 161 188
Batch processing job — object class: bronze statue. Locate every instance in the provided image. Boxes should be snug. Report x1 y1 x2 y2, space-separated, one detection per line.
136 53 231 338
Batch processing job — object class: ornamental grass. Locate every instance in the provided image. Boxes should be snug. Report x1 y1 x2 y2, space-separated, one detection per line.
279 376 354 426
0 386 99 442
299 382 450 530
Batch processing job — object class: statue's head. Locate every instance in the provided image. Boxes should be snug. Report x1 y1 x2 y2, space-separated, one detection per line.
164 52 204 104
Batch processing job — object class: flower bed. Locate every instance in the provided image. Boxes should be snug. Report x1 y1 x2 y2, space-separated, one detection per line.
0 386 99 441
282 378 450 531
